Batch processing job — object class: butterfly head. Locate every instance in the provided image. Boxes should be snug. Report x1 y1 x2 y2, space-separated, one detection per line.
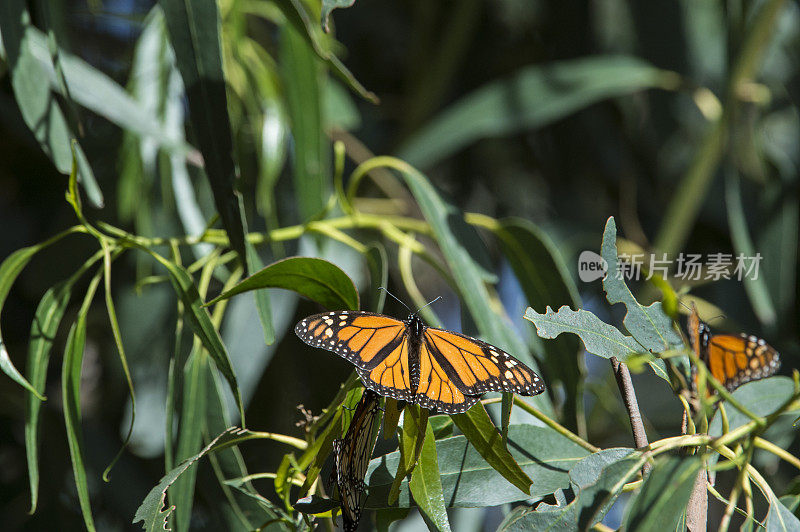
405 313 426 338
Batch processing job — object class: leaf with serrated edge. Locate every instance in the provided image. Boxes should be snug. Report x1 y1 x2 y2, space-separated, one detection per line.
601 217 682 352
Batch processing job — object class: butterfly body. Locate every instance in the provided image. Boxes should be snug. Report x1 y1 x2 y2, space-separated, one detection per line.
295 310 544 414
688 307 780 393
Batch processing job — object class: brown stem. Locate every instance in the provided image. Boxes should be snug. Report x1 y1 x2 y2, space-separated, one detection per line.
610 357 651 474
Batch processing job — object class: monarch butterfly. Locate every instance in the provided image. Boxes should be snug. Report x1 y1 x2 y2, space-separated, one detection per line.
330 389 381 532
295 310 545 413
688 306 780 393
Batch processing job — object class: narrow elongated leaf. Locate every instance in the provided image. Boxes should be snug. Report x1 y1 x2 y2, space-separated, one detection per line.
765 493 800 531
409 422 451 532
160 0 248 269
601 217 682 353
150 253 246 424
25 254 99 512
365 243 388 313
0 0 103 207
498 449 641 531
134 427 255 532
207 256 359 311
280 22 329 221
62 273 102 532
623 455 703 531
244 239 275 345
0 228 80 398
451 404 532 495
389 406 428 504
524 306 642 362
366 425 590 508
399 56 672 168
171 349 208 532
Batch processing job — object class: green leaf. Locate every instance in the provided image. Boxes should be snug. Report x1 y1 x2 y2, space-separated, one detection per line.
207 256 359 311
0 0 103 207
398 56 673 168
765 493 800 531
366 425 592 508
158 259 246 428
0 228 80 399
134 427 256 532
398 163 551 414
489 217 584 431
365 243 389 313
280 21 329 221
725 172 777 326
171 349 208 532
524 306 642 362
451 404 532 495
409 422 452 532
25 249 103 512
160 0 248 270
623 455 703 531
601 217 682 353
709 377 797 436
498 449 641 531
321 0 356 32
62 272 103 532
272 0 377 103
389 406 428 505
244 239 275 345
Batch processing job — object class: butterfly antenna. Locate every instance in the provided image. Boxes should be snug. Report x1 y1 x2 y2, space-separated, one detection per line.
378 287 412 314
414 296 442 315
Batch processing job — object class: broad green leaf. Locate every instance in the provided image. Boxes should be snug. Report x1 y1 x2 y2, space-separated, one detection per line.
398 163 551 414
171 349 208 532
280 22 329 222
207 256 359 311
365 425 591 508
160 0 248 270
151 255 246 424
601 217 682 353
498 449 641 531
0 0 102 207
709 377 797 436
623 455 703 531
134 427 257 532
409 422 451 532
321 0 356 32
524 305 642 362
398 56 673 168
488 217 583 432
62 272 102 532
451 404 532 495
765 493 800 531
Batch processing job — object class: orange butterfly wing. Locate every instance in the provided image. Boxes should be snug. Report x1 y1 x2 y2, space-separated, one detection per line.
295 312 415 402
706 334 780 391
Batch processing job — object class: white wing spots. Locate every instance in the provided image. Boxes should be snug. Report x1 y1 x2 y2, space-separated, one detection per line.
324 328 333 338
504 370 514 379
339 321 347 326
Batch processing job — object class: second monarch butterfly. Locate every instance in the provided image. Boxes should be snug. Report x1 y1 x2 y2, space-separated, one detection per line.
329 389 381 532
688 305 780 393
295 309 545 413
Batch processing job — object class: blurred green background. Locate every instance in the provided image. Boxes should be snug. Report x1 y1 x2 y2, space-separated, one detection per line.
0 0 798 530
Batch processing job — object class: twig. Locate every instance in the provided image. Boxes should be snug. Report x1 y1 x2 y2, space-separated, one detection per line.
610 357 651 474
